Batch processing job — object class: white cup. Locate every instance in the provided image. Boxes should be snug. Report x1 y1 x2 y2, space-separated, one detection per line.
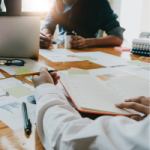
65 31 76 49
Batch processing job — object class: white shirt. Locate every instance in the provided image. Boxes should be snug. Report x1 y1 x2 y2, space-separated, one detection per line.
34 83 150 150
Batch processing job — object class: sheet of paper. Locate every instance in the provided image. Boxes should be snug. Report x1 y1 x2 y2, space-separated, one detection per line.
89 68 132 79
40 53 82 62
40 48 74 54
77 56 96 61
39 49 82 62
127 60 149 66
65 75 135 115
0 96 36 130
115 65 150 79
0 58 53 75
4 85 33 98
68 69 89 74
0 78 35 130
0 72 5 79
105 78 149 100
76 52 129 67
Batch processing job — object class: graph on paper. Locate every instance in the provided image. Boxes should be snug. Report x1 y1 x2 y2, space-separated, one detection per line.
0 102 20 113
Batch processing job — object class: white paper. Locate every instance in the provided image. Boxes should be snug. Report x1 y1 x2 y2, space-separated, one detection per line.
115 65 150 79
40 48 74 54
76 52 129 67
40 53 82 62
0 58 53 75
89 68 132 79
0 72 5 78
39 48 83 62
105 78 149 100
0 78 36 130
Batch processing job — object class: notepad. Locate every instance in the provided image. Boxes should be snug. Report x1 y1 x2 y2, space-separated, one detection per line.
60 75 148 116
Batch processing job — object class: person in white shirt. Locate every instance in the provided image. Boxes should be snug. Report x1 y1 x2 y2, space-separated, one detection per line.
32 67 150 150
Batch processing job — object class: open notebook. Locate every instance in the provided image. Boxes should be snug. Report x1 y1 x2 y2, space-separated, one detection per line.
60 75 149 116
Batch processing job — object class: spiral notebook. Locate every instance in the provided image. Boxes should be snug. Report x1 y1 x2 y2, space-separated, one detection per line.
60 75 149 116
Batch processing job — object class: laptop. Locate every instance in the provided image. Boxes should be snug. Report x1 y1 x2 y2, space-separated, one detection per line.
0 17 40 58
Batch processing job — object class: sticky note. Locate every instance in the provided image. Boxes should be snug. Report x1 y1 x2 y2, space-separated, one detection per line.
114 47 131 52
4 85 33 98
15 66 33 74
96 75 110 81
77 56 97 61
127 60 149 66
71 67 90 73
68 69 89 74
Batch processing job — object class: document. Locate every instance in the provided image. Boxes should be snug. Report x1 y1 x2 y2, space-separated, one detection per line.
0 96 36 130
89 68 132 79
0 78 35 130
76 52 129 67
115 65 150 79
40 48 74 54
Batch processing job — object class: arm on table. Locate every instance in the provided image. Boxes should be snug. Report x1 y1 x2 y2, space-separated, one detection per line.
33 69 149 150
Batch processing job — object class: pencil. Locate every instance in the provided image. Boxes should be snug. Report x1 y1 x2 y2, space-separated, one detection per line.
16 70 57 77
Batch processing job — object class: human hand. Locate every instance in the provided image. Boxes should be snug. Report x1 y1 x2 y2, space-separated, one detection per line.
40 34 52 49
32 67 60 88
69 36 88 49
115 96 150 121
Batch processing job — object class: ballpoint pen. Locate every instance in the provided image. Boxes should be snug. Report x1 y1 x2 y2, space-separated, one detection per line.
22 102 32 135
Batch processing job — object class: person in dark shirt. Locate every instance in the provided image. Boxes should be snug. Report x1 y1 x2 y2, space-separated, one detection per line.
40 0 125 49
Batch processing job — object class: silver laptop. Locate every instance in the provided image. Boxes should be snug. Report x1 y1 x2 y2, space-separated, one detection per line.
0 17 40 58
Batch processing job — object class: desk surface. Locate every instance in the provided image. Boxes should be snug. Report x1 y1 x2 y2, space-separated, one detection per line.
0 45 140 150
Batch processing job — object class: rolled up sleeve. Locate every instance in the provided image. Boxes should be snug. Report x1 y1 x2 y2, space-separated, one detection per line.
107 26 125 40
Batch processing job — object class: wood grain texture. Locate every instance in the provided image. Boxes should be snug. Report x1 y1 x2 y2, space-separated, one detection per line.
0 45 140 150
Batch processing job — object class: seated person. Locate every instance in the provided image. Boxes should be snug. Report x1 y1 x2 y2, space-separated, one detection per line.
40 0 125 49
32 67 150 150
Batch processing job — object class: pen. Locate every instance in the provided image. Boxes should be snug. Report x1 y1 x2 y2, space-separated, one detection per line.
40 32 51 40
16 70 57 77
22 102 32 135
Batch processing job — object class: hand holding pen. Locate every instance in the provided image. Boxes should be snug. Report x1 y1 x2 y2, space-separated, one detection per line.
32 67 60 88
40 32 52 49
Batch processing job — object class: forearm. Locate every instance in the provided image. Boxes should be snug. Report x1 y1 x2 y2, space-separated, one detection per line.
86 35 123 47
41 28 53 36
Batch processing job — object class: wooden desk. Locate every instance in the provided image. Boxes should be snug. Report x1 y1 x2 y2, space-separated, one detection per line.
0 46 140 150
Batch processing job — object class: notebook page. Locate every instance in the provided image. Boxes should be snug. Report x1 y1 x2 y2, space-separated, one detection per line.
65 75 134 115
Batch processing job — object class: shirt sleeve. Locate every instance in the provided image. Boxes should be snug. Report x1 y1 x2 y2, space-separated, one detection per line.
107 26 125 40
98 0 125 40
34 83 150 150
42 0 57 35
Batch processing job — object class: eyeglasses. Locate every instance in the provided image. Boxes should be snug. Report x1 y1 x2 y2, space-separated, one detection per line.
0 59 25 66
